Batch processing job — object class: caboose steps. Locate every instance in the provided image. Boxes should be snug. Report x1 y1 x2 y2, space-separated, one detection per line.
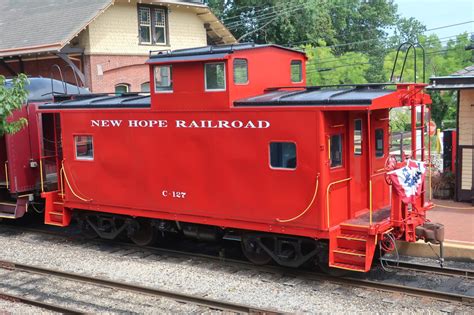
329 223 378 272
42 191 71 227
0 197 28 219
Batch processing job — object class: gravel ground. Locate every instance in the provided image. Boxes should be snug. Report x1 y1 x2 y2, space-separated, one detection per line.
0 228 472 314
0 299 52 314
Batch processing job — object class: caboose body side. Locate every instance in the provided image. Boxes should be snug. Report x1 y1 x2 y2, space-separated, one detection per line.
38 44 439 272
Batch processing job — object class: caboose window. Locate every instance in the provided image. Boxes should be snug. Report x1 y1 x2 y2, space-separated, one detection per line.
138 5 168 45
154 66 172 92
375 129 384 158
269 142 296 169
233 59 248 84
291 60 302 83
330 134 343 168
205 62 226 91
354 119 362 155
75 136 93 160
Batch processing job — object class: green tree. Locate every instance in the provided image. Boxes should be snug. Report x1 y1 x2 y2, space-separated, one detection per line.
209 0 397 49
0 74 29 136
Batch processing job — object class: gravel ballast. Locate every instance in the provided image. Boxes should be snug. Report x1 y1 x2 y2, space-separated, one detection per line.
0 228 472 314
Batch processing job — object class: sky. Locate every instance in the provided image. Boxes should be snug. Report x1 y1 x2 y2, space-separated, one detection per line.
394 0 473 39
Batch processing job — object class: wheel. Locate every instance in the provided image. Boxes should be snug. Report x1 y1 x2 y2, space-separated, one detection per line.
129 219 158 246
241 234 272 265
78 218 98 239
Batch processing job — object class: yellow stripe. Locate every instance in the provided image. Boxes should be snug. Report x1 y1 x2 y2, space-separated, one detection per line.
0 202 16 206
329 264 365 272
337 236 367 242
4 161 8 190
340 223 369 228
333 250 366 257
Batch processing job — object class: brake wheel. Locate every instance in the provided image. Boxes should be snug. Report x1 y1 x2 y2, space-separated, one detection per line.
384 155 398 185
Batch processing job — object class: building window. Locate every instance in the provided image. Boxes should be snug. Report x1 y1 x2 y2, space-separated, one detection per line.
205 62 226 91
330 134 343 168
141 82 150 92
354 119 362 155
269 142 296 169
154 66 172 92
233 59 248 84
138 5 167 45
75 136 93 160
291 60 302 83
375 128 384 158
115 83 130 94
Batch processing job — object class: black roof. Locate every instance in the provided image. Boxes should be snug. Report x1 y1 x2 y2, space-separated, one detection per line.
428 65 474 90
147 43 305 63
39 94 150 109
234 85 394 107
5 77 90 102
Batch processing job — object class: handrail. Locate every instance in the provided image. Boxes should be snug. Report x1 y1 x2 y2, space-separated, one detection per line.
390 42 426 83
326 177 352 228
61 160 92 202
39 159 44 192
4 161 9 190
276 174 319 223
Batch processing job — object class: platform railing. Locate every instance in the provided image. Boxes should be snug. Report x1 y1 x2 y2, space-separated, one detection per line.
326 177 352 228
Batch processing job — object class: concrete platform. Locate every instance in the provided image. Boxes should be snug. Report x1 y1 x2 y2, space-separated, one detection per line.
396 199 474 261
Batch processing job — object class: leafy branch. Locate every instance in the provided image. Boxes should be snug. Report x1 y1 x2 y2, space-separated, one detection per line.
0 74 29 136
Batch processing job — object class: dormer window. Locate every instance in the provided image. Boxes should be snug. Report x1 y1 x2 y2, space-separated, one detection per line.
205 62 226 91
154 65 172 92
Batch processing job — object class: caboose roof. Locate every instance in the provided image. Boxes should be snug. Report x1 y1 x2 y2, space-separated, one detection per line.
147 43 306 63
5 77 89 102
39 94 150 109
234 84 393 107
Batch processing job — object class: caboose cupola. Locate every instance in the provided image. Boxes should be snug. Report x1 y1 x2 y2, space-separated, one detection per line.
146 43 307 110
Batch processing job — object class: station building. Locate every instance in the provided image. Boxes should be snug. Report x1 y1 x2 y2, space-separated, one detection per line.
0 0 236 93
429 65 474 204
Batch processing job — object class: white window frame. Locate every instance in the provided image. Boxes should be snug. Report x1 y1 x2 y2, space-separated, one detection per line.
138 5 168 46
205 62 226 92
74 135 94 161
138 7 152 44
154 65 173 93
268 141 297 171
153 8 167 45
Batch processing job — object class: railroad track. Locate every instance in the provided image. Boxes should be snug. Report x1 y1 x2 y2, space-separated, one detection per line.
1 225 473 306
380 258 474 278
0 260 279 314
0 290 82 314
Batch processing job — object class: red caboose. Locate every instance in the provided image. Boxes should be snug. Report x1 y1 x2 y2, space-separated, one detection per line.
37 44 442 272
0 78 88 219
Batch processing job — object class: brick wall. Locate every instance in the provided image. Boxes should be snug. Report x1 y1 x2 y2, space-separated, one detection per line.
86 55 150 92
0 56 82 87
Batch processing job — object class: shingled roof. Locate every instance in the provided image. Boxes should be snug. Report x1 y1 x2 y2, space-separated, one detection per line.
0 0 236 58
0 0 113 57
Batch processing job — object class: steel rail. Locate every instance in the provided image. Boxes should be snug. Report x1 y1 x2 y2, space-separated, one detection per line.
380 259 474 279
0 260 279 314
0 290 82 314
2 226 473 305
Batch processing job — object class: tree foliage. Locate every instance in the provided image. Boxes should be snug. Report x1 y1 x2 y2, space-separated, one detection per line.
208 0 397 50
210 1 473 126
0 74 29 136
